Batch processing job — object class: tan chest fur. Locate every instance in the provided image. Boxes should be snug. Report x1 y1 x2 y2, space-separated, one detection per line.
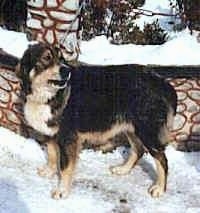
24 99 58 137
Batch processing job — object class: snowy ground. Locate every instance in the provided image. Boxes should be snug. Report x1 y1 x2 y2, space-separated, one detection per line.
0 127 200 213
0 0 200 212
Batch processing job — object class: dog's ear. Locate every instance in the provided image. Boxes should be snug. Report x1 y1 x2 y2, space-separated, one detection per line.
15 60 31 95
54 46 63 60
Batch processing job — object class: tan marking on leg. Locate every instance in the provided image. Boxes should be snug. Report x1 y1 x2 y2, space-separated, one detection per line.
38 140 59 179
52 161 75 199
52 140 80 199
148 152 167 198
110 132 144 175
110 151 138 175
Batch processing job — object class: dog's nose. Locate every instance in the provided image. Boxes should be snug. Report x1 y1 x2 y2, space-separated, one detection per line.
59 65 71 81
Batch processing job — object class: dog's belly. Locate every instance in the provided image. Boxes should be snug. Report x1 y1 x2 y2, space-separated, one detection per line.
77 122 135 146
24 101 58 136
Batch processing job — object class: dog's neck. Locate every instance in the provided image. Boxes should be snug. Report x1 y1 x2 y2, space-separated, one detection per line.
26 89 57 104
24 87 71 137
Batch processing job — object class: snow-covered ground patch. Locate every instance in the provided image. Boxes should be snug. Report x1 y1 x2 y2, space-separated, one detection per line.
0 127 199 213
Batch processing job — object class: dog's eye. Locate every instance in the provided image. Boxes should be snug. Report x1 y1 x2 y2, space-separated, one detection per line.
45 53 52 61
35 50 54 70
40 49 53 63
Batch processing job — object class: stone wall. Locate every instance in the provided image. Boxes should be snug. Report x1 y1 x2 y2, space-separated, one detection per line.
0 65 24 134
26 0 80 61
170 78 200 151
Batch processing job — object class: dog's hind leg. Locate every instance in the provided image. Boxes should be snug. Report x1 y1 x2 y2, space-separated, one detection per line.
148 150 168 198
38 139 59 179
110 132 144 175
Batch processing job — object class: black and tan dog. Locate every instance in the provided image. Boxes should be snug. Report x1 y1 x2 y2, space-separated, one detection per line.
17 43 177 199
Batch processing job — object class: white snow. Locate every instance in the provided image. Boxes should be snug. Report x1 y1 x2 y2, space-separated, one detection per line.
0 127 199 213
1 28 200 66
0 28 29 58
134 0 177 30
79 30 200 65
0 0 200 212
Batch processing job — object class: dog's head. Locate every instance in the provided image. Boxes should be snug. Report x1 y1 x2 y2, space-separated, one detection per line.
17 43 72 102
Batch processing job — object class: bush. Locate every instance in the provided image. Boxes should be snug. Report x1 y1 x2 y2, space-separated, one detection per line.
81 0 108 40
81 0 168 45
143 21 169 45
108 0 141 44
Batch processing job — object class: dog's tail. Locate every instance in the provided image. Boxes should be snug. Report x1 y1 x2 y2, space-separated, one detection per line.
159 81 178 146
158 106 175 146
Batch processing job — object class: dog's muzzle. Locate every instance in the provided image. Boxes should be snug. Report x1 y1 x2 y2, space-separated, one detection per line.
48 79 68 89
48 64 71 89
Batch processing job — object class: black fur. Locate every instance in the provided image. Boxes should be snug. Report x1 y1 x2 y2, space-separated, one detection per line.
0 49 19 67
58 65 177 168
0 0 27 31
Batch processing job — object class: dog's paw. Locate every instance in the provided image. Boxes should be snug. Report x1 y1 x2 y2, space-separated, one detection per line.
109 165 131 175
37 165 56 179
148 184 165 198
51 187 70 200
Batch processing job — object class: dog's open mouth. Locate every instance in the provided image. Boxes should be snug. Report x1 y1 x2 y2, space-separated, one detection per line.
48 79 67 89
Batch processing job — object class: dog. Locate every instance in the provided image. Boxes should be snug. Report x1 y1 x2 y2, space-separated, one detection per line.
17 43 177 199
0 0 27 32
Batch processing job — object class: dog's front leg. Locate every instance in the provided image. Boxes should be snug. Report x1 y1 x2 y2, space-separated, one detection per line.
148 150 168 198
38 139 59 178
51 138 80 199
